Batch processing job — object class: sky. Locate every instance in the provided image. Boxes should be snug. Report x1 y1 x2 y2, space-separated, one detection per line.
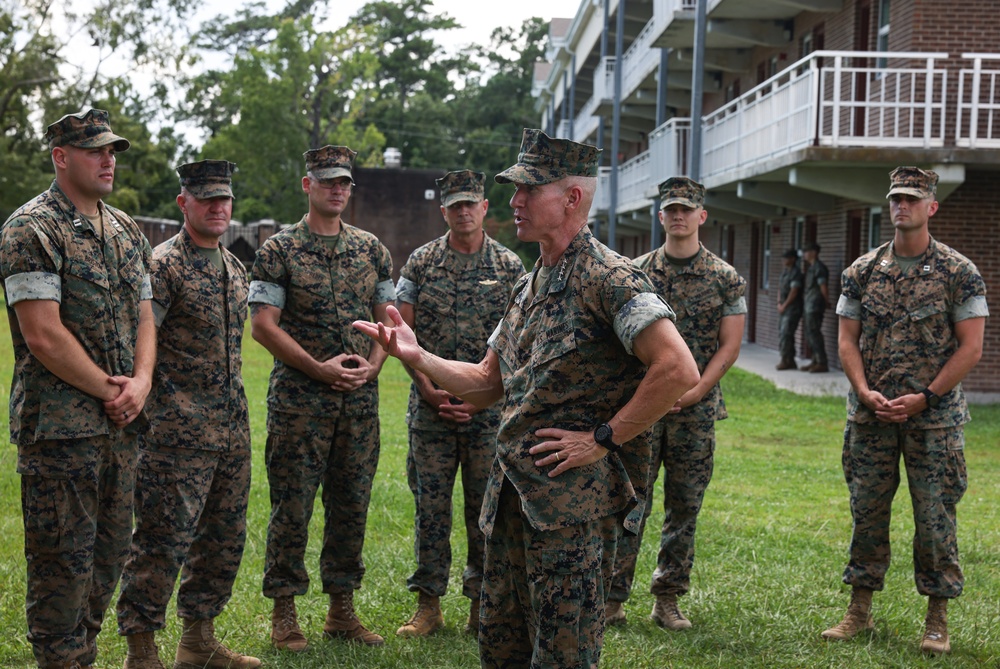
332 0 583 48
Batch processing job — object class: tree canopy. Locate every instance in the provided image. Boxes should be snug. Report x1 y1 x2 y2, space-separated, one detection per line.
1 0 549 254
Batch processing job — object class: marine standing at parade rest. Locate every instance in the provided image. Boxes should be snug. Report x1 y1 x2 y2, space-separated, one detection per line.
355 129 699 668
115 160 259 669
776 248 804 370
823 166 988 655
801 242 830 373
606 177 746 630
0 109 155 669
393 170 525 638
250 145 395 650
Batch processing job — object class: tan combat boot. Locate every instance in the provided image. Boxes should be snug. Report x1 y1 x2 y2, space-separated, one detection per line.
605 600 626 626
323 591 385 646
920 597 951 655
822 587 874 640
124 631 165 669
776 358 798 371
396 591 444 637
464 597 480 635
271 596 308 652
650 595 692 630
174 619 261 669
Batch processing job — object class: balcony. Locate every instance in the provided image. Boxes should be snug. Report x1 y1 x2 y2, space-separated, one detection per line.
593 118 691 219
702 51 949 184
957 53 1000 148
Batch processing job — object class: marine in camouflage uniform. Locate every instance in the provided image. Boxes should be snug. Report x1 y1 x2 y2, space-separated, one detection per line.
250 145 395 649
608 177 747 630
0 109 155 669
393 170 525 637
824 167 988 655
353 129 699 669
776 248 803 369
115 160 260 669
802 242 830 372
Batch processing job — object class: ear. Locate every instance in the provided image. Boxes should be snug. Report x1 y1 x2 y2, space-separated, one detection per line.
301 176 311 193
51 147 68 170
927 200 939 217
176 193 187 217
564 183 584 211
698 208 708 225
481 199 489 216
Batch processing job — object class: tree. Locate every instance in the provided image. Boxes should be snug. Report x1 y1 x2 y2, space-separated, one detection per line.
351 0 473 167
193 15 385 223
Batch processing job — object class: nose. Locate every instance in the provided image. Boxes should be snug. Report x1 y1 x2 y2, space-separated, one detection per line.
509 187 526 208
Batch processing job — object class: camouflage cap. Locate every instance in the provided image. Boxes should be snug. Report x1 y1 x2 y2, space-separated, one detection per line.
436 170 486 207
494 128 601 185
886 166 938 199
177 160 237 199
45 108 130 152
304 145 357 180
783 248 799 259
658 176 705 209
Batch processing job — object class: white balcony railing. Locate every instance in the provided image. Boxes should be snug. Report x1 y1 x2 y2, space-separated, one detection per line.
957 53 1000 148
702 51 948 182
593 118 691 214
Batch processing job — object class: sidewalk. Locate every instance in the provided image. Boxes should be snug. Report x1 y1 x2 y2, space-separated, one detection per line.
735 342 1000 404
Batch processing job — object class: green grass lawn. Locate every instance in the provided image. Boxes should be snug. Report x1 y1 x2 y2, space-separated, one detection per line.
0 329 998 668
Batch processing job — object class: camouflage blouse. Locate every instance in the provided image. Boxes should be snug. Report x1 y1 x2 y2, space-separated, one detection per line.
147 228 250 452
634 244 746 423
483 227 675 536
396 231 524 433
0 182 152 444
249 217 395 416
837 238 989 429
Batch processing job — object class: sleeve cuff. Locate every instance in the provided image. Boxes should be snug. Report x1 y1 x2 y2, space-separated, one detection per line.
614 292 676 355
248 280 286 309
4 272 61 305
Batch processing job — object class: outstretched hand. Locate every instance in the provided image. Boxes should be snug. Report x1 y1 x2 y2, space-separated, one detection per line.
353 305 423 367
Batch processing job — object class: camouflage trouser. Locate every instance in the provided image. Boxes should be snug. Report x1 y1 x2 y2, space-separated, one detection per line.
803 309 827 364
18 432 137 668
480 477 618 669
406 428 493 600
116 444 251 634
778 308 802 361
262 409 380 597
610 420 715 601
841 422 967 598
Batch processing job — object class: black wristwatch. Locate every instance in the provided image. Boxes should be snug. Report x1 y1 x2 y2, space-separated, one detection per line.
594 423 620 452
921 387 941 410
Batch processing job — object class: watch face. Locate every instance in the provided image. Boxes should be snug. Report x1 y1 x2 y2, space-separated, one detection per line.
595 423 613 444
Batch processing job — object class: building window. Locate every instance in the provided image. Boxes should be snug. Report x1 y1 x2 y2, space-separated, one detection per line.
868 207 882 250
725 80 741 103
720 224 730 259
762 223 772 289
794 216 805 252
876 0 890 69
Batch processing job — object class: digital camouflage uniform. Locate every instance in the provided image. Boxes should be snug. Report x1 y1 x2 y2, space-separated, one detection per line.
116 177 252 637
836 237 988 598
482 225 674 668
1 129 152 668
611 241 746 602
396 218 524 600
777 257 804 362
250 216 394 598
803 255 829 366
